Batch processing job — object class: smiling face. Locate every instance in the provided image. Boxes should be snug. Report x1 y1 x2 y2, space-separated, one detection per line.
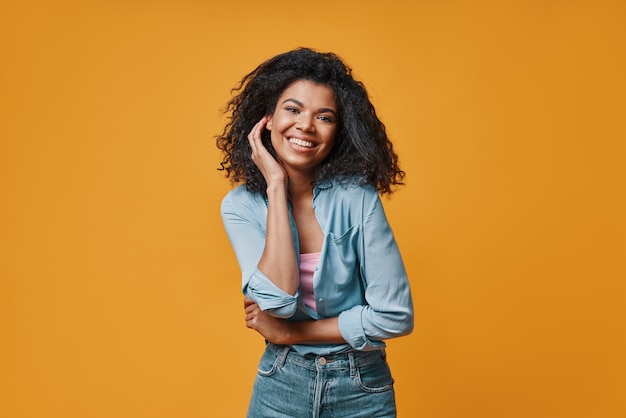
266 80 338 178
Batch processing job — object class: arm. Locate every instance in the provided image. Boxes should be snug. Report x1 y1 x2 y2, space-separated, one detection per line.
336 191 414 350
244 298 345 345
222 193 298 317
248 117 299 296
220 117 300 317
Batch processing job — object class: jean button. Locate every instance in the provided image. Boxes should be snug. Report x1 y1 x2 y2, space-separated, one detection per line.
318 357 327 365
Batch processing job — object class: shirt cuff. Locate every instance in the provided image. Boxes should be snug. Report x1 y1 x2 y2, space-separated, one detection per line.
245 269 299 318
338 305 386 351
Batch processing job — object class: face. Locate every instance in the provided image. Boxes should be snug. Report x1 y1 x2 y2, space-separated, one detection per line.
266 80 338 176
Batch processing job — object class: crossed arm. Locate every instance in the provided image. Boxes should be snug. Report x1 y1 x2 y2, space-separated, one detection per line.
243 297 345 345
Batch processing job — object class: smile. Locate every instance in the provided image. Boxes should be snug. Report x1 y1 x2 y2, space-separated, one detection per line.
288 137 315 148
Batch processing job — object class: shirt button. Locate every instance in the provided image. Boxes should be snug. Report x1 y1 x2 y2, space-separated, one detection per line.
318 357 327 365
318 298 324 302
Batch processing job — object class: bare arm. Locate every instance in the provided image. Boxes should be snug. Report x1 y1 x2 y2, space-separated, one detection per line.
248 117 299 295
244 298 345 345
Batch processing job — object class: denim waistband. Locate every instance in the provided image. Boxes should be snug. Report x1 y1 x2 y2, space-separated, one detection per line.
266 342 386 371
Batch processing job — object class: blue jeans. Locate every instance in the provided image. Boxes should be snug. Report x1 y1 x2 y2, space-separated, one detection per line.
247 343 397 418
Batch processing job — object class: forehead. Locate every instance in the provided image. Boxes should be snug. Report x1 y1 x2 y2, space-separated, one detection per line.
278 80 337 108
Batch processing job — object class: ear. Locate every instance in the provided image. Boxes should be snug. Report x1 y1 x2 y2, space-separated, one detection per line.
266 114 273 130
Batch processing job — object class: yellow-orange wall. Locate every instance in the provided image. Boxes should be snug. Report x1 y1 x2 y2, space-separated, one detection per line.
1 1 624 417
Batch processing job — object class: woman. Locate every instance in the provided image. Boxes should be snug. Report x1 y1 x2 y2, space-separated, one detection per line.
218 47 414 417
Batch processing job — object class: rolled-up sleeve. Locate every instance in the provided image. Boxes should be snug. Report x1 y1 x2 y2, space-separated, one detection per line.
337 191 414 350
221 190 298 318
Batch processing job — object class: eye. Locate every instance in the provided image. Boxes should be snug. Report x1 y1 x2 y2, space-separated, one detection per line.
317 115 335 124
284 106 299 113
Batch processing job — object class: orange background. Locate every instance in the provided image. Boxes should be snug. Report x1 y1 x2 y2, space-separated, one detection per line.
1 1 625 417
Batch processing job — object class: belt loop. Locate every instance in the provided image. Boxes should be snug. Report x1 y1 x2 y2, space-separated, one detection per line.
348 352 356 378
277 345 291 367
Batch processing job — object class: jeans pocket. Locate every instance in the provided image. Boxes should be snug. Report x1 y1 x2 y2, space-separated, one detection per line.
256 348 283 377
354 358 395 393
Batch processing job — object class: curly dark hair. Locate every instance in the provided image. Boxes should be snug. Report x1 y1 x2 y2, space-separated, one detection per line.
216 47 405 196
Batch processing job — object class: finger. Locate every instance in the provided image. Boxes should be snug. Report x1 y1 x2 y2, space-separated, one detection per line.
248 117 267 149
244 303 260 315
243 297 258 309
245 312 257 329
253 117 269 150
247 123 259 154
247 125 258 154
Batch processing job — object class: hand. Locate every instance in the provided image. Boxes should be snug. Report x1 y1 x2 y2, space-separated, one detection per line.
244 297 294 345
248 116 287 189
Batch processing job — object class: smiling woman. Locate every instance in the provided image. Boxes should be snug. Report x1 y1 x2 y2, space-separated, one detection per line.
216 48 413 417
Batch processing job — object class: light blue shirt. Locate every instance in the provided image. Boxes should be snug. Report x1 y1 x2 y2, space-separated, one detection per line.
221 179 414 356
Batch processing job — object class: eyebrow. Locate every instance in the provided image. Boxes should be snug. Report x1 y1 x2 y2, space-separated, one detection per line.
282 98 338 117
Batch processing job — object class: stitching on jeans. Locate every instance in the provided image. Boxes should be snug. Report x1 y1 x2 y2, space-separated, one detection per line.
348 352 356 378
276 345 290 368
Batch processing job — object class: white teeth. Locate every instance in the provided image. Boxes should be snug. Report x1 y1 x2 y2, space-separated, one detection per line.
289 137 314 148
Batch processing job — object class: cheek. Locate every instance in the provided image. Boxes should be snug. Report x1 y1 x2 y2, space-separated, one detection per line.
326 128 338 147
269 129 283 152
321 135 337 158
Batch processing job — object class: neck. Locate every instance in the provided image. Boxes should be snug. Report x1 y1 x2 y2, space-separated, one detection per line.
286 171 315 201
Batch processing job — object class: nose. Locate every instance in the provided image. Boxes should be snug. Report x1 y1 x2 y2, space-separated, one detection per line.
296 114 315 132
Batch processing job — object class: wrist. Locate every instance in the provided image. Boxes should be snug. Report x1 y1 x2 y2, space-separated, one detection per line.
266 182 288 198
283 321 301 345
